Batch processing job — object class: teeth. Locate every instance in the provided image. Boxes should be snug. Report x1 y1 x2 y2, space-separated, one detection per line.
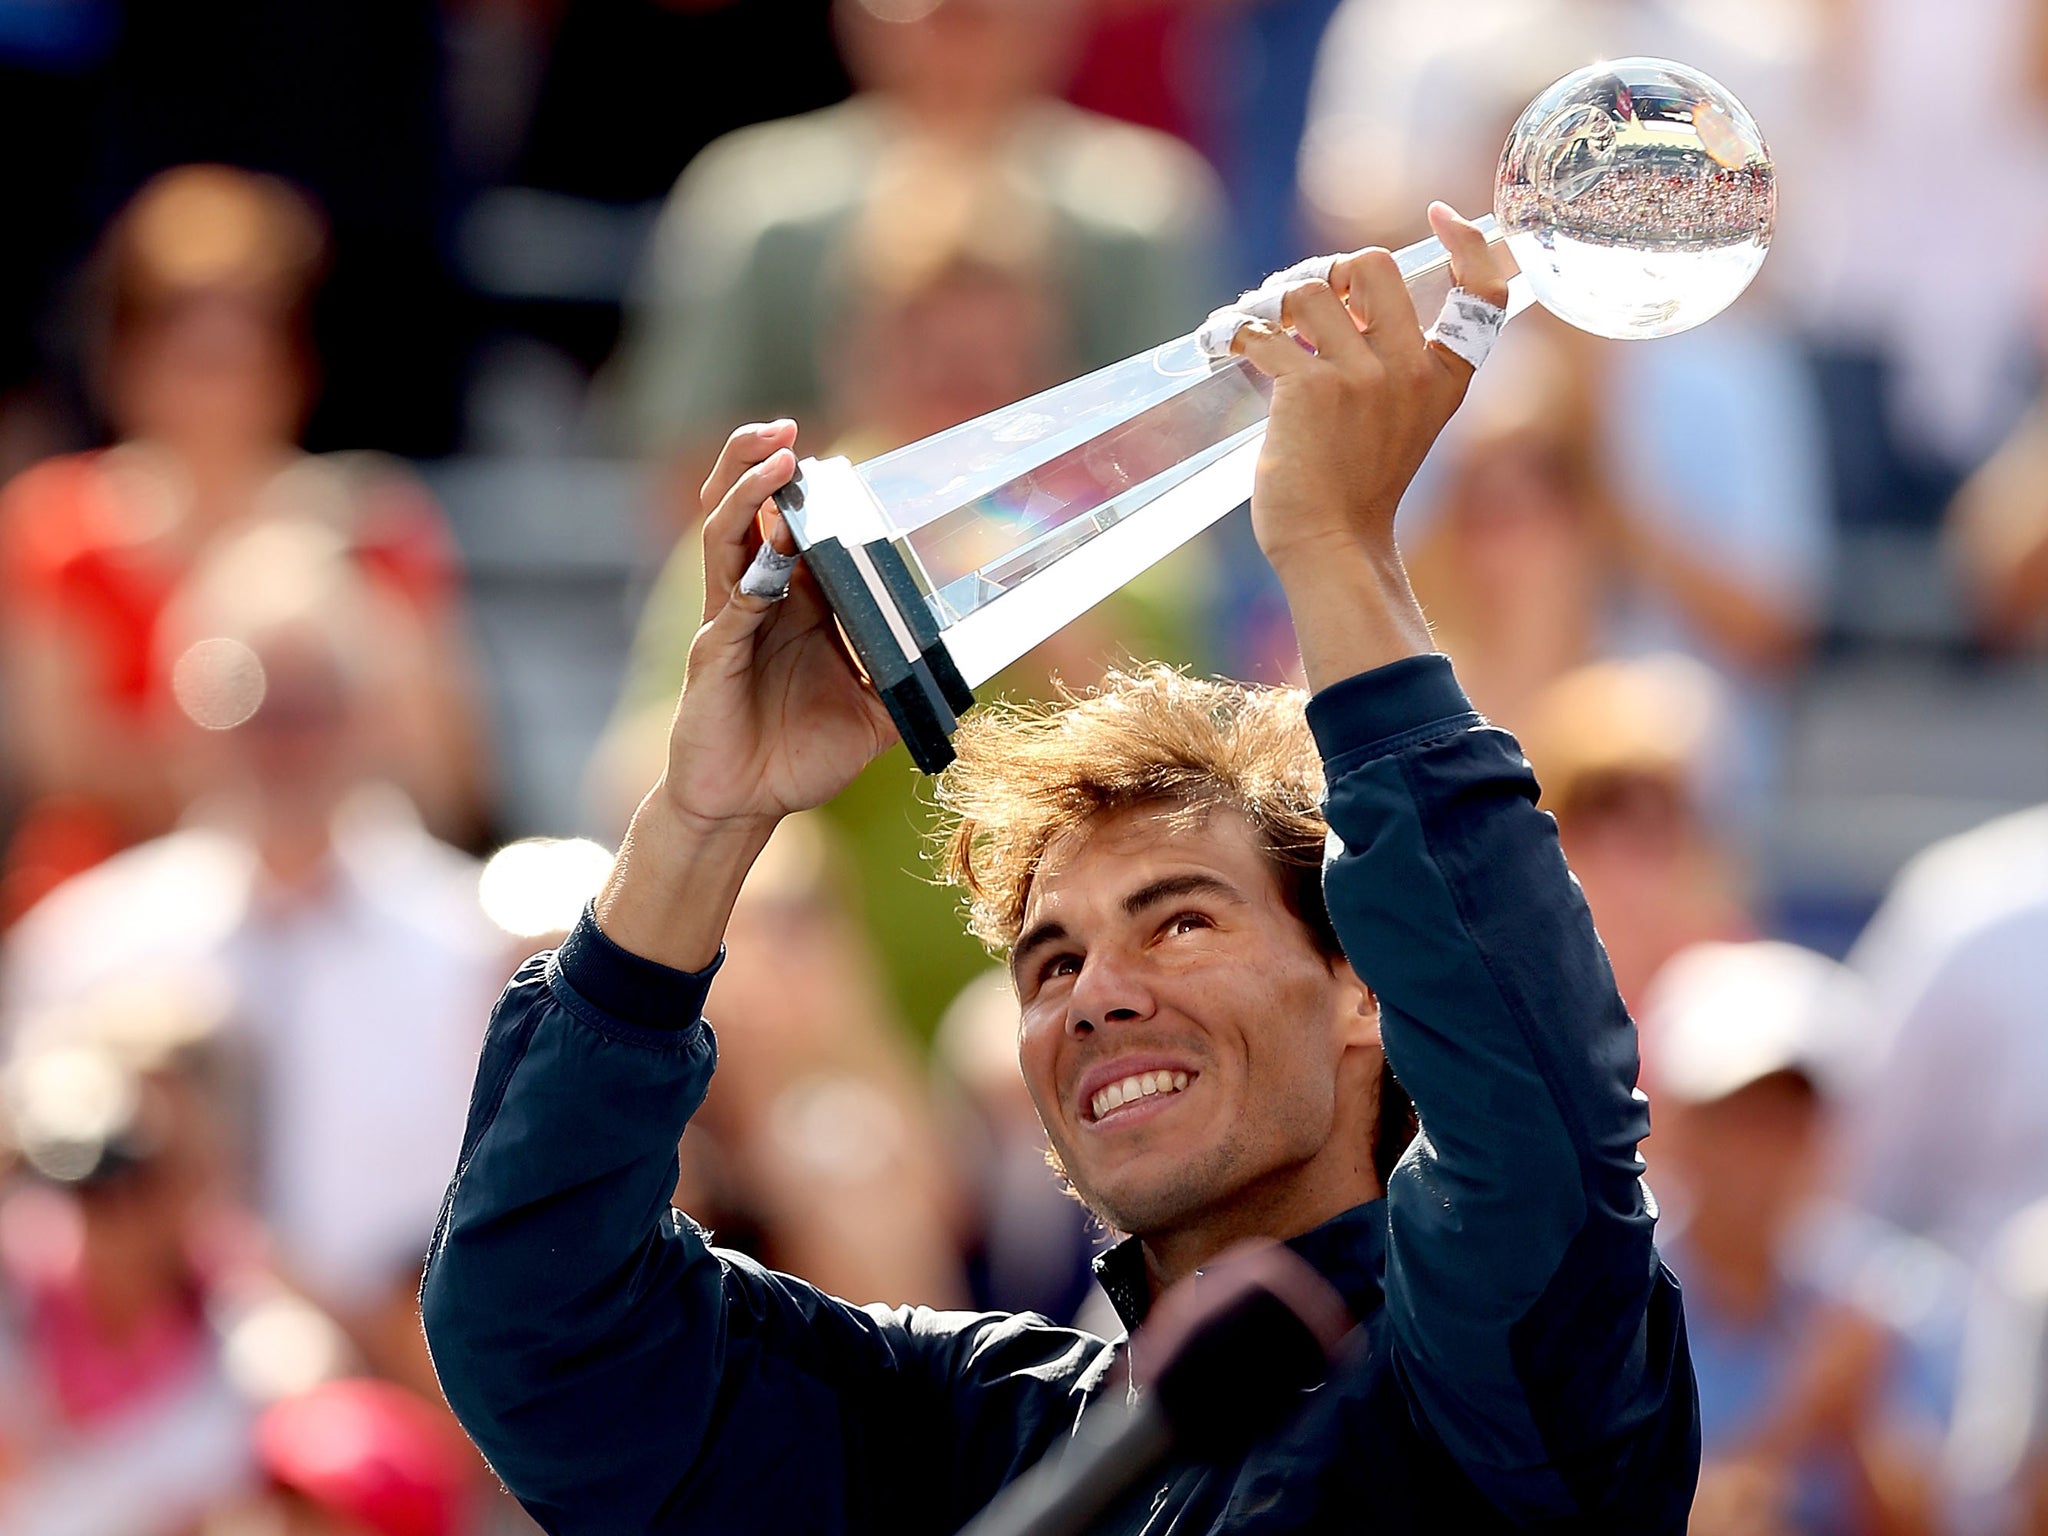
1090 1071 1192 1121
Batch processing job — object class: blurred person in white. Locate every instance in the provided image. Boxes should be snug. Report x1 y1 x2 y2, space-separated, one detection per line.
1947 1200 2048 1535
0 516 505 1399
1841 876 2048 1276
0 167 493 926
1799 0 2048 483
600 0 1224 484
0 1020 256 1535
933 970 1104 1327
672 813 969 1308
1645 941 1958 1536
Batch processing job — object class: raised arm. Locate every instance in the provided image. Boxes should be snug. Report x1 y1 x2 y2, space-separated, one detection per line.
1235 208 1695 1524
421 426 1101 1533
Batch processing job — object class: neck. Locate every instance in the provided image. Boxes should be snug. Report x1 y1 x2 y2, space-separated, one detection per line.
1138 1158 1379 1300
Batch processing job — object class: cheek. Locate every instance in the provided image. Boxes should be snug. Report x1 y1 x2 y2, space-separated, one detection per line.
1014 1007 1063 1118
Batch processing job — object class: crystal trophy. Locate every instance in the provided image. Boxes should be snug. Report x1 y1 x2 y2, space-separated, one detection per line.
774 56 1774 771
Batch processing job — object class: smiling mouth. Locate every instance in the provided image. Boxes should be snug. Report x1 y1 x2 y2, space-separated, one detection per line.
1087 1070 1192 1124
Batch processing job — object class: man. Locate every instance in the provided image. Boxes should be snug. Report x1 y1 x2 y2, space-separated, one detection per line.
422 207 1697 1532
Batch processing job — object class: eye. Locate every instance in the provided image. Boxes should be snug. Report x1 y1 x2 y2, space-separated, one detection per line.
1164 911 1211 938
1037 952 1082 987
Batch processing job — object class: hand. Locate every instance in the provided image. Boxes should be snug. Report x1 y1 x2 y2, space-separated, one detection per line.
1236 203 1511 575
593 422 897 971
660 421 898 833
1231 204 1512 690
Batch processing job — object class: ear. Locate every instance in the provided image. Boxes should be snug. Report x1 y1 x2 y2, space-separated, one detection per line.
1329 958 1381 1052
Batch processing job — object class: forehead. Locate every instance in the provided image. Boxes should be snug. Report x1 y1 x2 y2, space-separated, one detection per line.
1021 801 1277 919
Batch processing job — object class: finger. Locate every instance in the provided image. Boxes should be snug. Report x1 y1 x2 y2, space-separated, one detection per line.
1331 247 1425 362
700 447 796 625
699 419 798 519
1428 202 1511 309
1230 319 1316 377
758 505 797 556
1276 280 1370 366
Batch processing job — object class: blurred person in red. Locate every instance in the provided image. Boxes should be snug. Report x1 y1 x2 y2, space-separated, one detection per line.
190 1378 474 1536
667 813 969 1308
601 0 1222 484
1 515 506 1402
0 1012 258 1534
1643 941 1949 1536
1514 655 1751 1016
0 165 492 925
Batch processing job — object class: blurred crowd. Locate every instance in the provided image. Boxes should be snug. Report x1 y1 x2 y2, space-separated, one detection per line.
0 0 2045 1533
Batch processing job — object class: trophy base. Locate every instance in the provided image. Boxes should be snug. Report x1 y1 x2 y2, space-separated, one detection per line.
776 466 973 773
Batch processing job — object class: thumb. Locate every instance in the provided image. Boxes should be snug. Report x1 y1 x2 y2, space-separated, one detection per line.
1428 202 1511 308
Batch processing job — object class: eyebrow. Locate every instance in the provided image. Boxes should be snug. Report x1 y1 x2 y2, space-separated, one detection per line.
1119 872 1241 918
1009 873 1243 983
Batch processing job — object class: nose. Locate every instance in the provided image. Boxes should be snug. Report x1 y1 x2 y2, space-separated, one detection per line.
1065 947 1157 1038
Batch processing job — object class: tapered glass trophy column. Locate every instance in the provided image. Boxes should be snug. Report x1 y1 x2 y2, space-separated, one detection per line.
776 56 1774 771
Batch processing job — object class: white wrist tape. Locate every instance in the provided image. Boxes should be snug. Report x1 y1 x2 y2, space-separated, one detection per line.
1194 254 1337 360
1428 288 1506 371
740 542 800 601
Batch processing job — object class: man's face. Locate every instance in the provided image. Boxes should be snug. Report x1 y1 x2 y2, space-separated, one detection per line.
1011 802 1375 1239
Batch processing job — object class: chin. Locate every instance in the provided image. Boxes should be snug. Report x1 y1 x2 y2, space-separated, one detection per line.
1077 1153 1234 1240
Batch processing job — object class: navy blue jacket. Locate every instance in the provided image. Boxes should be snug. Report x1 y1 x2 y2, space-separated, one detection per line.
422 655 1698 1533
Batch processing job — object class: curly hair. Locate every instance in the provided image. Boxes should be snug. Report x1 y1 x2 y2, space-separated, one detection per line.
931 664 1416 1186
933 665 1331 952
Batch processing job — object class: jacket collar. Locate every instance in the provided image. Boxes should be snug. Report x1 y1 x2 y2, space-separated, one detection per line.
1090 1199 1391 1337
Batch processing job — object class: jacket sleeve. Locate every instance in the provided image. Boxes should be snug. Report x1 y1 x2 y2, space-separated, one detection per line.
1305 655 1697 1527
420 913 1103 1536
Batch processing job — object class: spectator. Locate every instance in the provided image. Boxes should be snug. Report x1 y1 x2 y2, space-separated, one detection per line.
600 0 1223 476
1841 886 2048 1274
1644 941 1947 1536
1 517 506 1397
0 1028 254 1534
1398 318 1827 835
1947 1199 2048 1536
673 813 969 1307
193 1378 476 1536
0 166 492 924
1516 655 1751 1015
1946 371 2048 649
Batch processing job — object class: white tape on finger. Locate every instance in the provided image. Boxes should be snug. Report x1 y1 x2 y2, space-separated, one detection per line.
1428 288 1506 371
740 543 800 601
1194 253 1337 360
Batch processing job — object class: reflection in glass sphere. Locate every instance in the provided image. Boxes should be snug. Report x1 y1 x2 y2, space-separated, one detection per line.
1496 57 1774 340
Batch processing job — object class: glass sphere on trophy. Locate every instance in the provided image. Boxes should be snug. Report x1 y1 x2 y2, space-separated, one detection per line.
771 57 1775 771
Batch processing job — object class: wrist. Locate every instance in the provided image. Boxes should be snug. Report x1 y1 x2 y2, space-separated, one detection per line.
1265 528 1406 599
1267 535 1435 691
592 787 779 972
1260 522 1402 585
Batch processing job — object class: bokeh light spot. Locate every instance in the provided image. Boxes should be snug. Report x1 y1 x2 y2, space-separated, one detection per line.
478 838 614 938
172 636 268 730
